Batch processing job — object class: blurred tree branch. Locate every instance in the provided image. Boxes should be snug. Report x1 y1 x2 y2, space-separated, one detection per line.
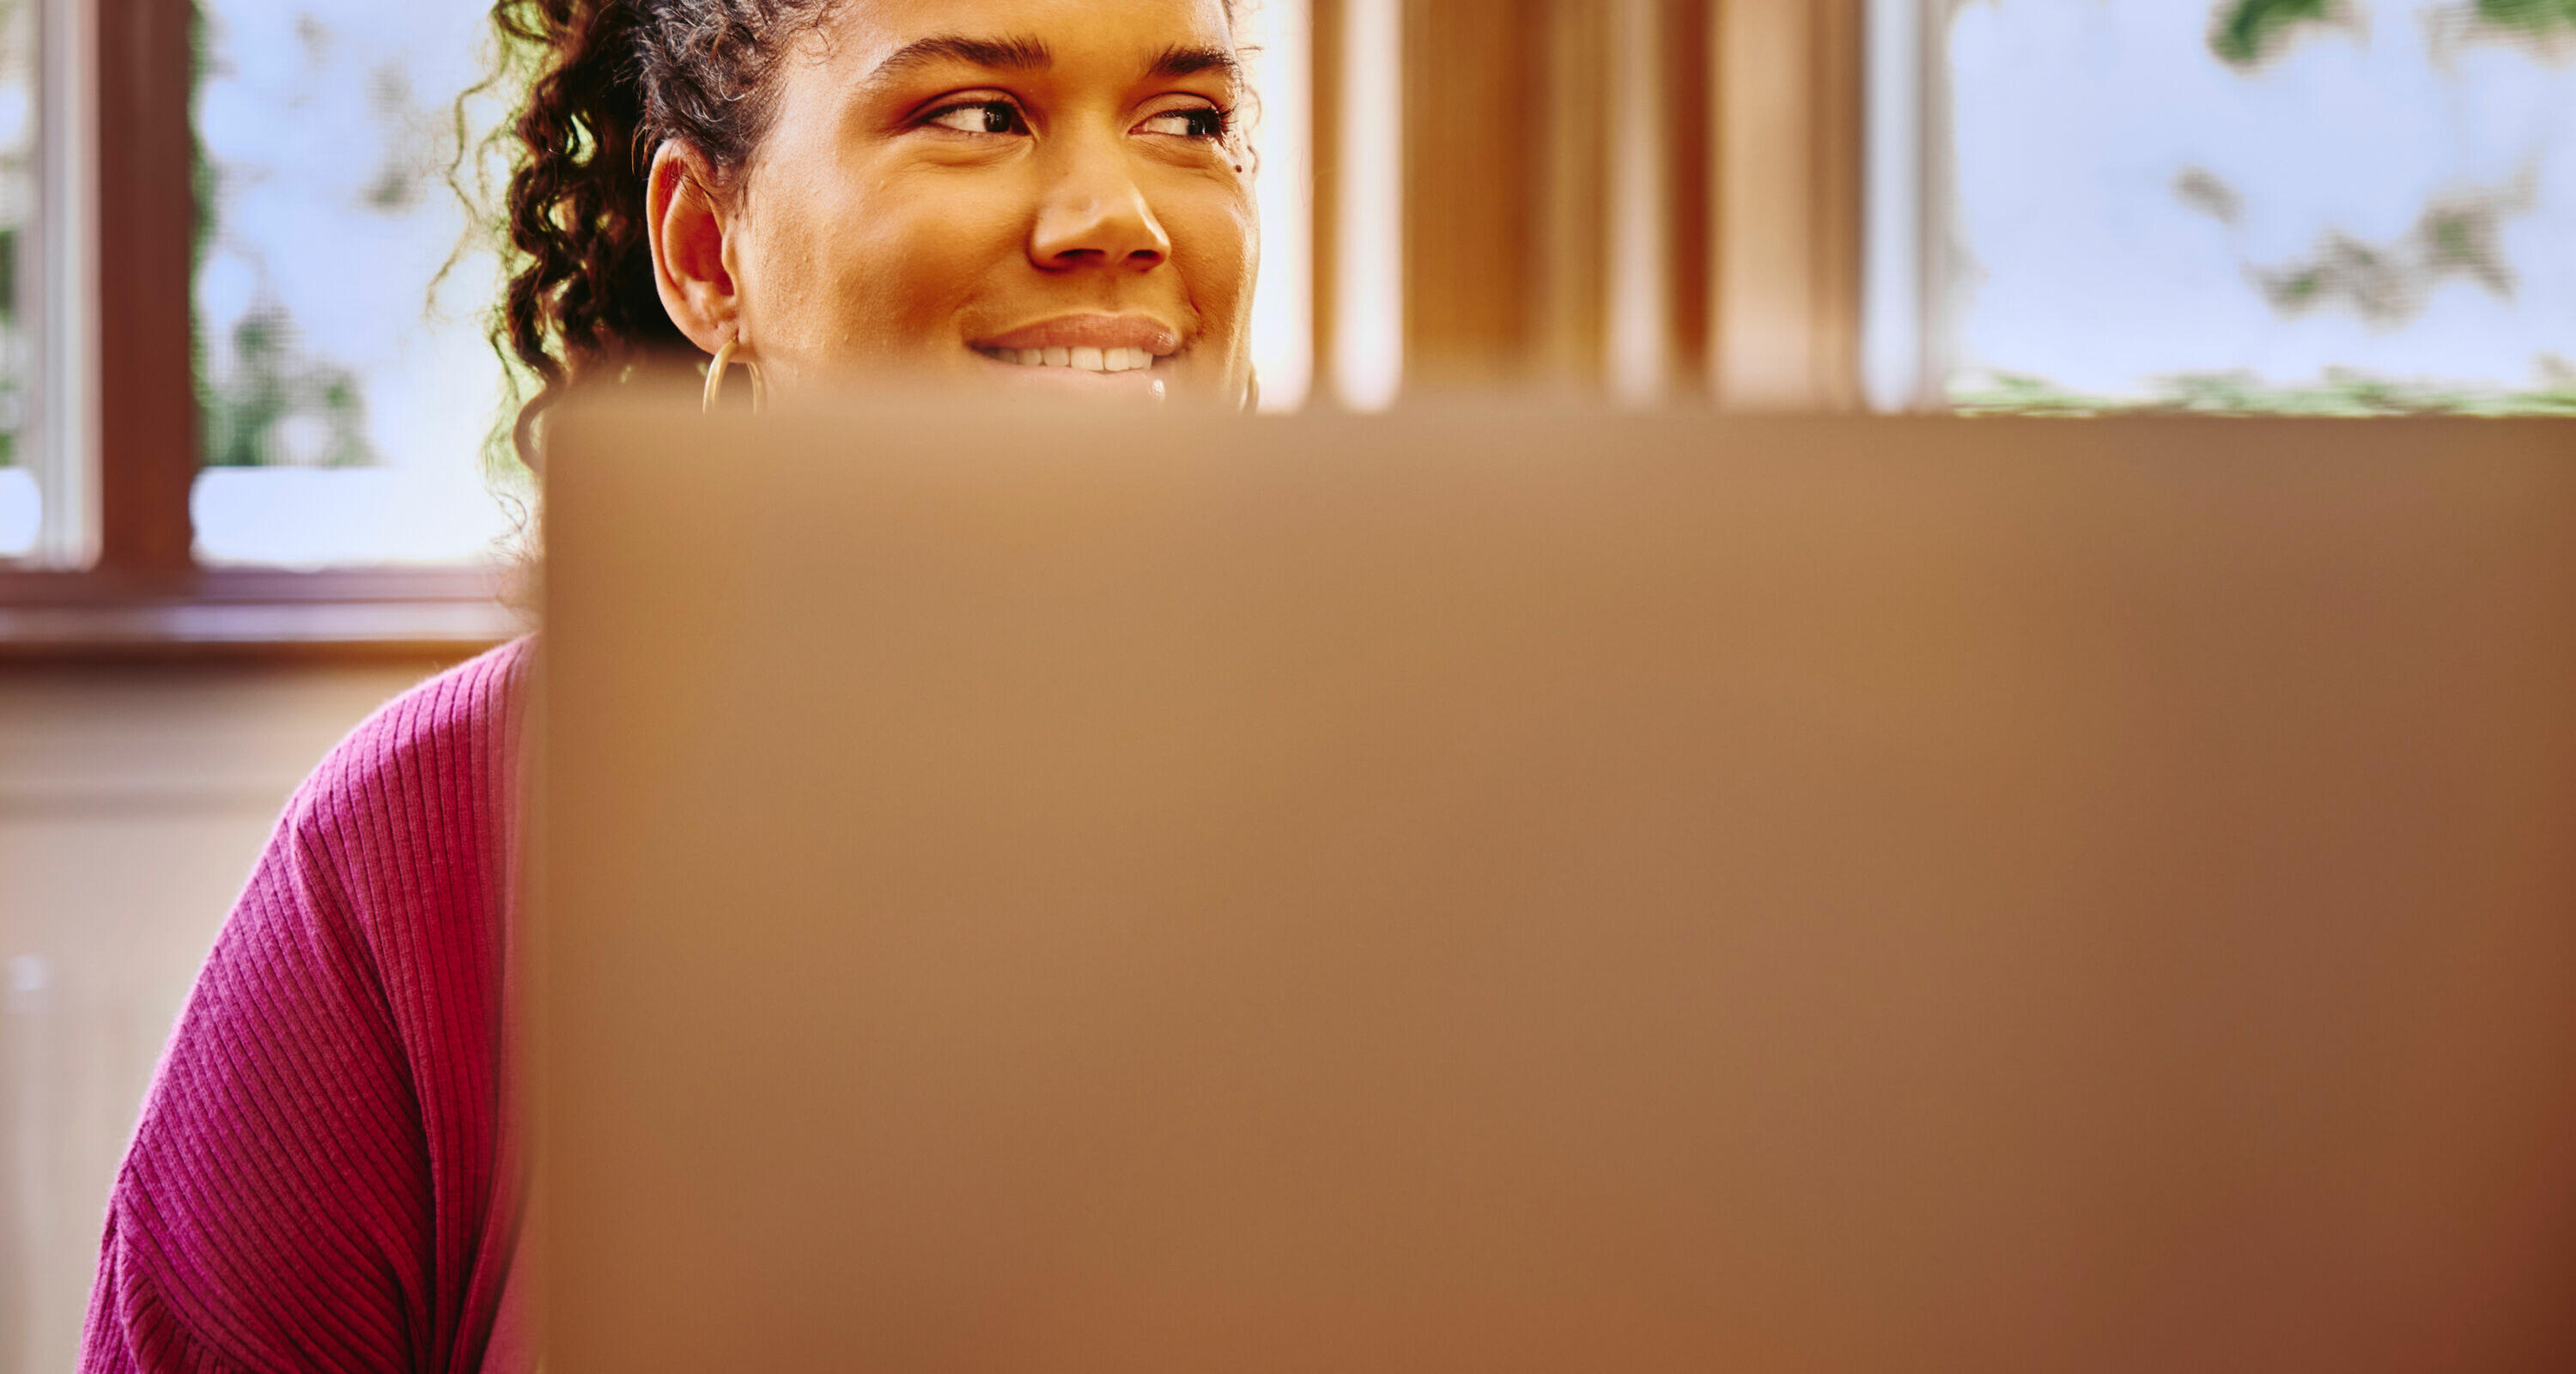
2215 0 2576 69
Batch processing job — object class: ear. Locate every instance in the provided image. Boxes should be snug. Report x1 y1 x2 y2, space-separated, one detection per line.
647 140 739 355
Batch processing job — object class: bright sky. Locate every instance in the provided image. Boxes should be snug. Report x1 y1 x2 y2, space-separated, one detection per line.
1949 0 2576 398
193 0 515 564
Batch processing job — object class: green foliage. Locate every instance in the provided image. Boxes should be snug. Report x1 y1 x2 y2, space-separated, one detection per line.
2219 0 2576 66
0 225 15 468
1954 369 2576 417
189 3 390 472
198 313 373 469
2213 0 2335 67
2477 0 2576 37
0 0 21 468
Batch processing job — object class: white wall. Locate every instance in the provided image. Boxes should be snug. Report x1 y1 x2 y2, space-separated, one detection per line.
0 660 452 1374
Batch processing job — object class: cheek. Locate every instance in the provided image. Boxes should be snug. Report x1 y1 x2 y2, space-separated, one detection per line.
746 172 1029 371
1169 192 1260 361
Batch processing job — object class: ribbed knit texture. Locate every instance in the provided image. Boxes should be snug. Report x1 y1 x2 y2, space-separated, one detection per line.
80 639 535 1374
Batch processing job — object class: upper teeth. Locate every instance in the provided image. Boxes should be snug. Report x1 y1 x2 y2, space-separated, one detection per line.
996 345 1157 374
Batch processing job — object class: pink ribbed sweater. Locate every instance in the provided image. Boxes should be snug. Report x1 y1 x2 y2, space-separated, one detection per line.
81 640 535 1374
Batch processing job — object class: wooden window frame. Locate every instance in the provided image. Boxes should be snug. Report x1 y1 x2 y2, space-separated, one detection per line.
0 0 518 661
1317 0 1862 409
1713 0 1865 410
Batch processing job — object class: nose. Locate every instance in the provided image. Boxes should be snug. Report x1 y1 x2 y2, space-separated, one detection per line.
1028 137 1172 273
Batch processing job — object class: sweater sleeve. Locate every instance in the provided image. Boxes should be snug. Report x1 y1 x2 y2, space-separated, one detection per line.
79 805 440 1374
82 1209 247 1374
78 640 530 1374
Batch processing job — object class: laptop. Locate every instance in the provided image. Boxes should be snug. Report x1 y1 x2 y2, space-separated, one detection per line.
538 399 2576 1372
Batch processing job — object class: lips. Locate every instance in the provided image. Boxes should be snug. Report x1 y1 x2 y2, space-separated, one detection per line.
972 314 1182 357
974 312 1185 353
964 313 1182 393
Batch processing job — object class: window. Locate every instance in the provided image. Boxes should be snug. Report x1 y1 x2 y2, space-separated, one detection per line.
9 0 2566 652
1243 0 1318 411
0 0 39 560
0 0 519 654
1880 0 2576 413
191 0 520 568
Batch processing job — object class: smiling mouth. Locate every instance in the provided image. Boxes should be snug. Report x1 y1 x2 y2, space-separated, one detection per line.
968 313 1184 380
972 344 1161 374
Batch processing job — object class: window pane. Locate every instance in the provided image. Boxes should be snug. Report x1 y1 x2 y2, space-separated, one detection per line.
1242 0 1315 412
1941 0 2576 412
192 0 519 567
0 466 33 556
0 0 34 559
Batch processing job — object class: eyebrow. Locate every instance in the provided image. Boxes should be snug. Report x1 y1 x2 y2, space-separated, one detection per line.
866 34 1055 85
1146 43 1245 85
863 34 1243 89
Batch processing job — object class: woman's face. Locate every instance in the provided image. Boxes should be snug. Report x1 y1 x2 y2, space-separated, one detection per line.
648 0 1258 406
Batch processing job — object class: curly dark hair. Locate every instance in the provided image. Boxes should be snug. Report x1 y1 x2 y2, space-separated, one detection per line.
489 0 846 468
489 0 1251 469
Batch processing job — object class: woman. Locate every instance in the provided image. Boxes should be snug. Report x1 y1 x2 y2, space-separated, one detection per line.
80 1 1257 1369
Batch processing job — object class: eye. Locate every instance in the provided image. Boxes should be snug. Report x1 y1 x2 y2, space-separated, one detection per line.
1138 106 1230 140
924 100 1028 136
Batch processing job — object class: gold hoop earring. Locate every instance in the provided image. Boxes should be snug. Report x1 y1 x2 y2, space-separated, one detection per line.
1242 367 1261 414
702 337 769 415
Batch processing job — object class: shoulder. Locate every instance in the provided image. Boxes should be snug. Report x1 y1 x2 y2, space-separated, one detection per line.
209 630 538 1026
288 635 534 840
257 634 534 1002
295 634 531 809
349 633 533 751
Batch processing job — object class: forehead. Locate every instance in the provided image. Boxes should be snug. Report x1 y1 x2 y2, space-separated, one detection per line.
821 0 1237 76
